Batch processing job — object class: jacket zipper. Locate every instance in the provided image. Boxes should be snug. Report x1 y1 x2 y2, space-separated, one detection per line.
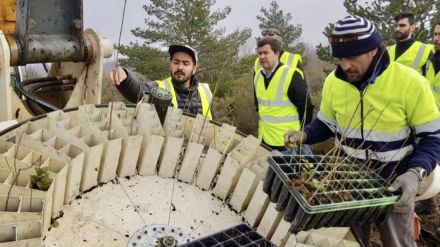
359 90 368 159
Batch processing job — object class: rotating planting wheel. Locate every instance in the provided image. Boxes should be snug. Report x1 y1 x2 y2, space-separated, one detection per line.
0 103 360 247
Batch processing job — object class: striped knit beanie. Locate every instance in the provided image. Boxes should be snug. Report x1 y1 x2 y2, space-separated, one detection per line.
329 15 382 58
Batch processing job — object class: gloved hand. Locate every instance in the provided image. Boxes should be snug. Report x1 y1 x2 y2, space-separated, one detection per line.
284 130 307 149
388 169 420 212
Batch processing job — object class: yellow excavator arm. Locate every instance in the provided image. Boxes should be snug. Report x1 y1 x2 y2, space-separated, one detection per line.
0 0 15 38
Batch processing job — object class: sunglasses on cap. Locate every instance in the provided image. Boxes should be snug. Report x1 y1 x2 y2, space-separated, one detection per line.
261 29 281 37
328 34 361 44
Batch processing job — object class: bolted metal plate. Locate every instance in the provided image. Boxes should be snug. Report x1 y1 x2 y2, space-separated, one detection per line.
127 224 191 247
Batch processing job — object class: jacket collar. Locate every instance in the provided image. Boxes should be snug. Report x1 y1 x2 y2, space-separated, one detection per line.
396 37 415 47
260 62 283 81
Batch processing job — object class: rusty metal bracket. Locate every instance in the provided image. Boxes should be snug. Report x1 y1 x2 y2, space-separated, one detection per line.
14 0 87 65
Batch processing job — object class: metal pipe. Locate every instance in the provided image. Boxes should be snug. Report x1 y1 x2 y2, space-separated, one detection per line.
20 75 72 87
14 79 60 112
27 79 76 94
31 85 75 94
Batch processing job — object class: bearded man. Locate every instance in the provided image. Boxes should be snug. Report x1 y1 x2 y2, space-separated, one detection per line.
387 12 433 73
108 45 213 119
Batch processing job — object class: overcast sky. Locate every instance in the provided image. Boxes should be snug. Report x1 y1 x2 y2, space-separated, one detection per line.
84 0 347 48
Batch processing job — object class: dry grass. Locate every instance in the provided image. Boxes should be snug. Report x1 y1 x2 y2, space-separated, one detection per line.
213 72 258 135
303 43 335 110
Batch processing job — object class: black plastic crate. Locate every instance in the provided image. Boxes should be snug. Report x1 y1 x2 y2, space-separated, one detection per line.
180 224 277 247
263 155 399 233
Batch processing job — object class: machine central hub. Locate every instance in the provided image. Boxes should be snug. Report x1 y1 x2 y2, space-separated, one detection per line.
127 224 190 247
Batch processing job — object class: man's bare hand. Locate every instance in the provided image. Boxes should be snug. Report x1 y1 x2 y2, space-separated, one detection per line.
108 66 127 86
284 130 307 149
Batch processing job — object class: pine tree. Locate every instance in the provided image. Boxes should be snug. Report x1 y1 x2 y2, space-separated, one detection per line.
256 0 304 54
316 0 440 68
117 0 251 96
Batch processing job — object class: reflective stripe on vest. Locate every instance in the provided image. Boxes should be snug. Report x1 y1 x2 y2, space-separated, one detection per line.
335 124 411 142
339 142 414 162
412 43 428 69
255 65 300 146
387 42 433 72
425 60 440 107
286 52 295 67
197 82 213 120
254 66 291 105
259 115 299 123
414 117 440 134
319 61 440 163
157 78 213 119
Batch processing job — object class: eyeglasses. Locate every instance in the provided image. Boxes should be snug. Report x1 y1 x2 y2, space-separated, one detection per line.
262 29 281 37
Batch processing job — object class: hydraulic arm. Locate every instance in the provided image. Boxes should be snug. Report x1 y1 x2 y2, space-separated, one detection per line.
0 0 112 121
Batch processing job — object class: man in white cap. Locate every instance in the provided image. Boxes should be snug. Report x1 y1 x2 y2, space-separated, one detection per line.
108 45 213 119
285 15 440 246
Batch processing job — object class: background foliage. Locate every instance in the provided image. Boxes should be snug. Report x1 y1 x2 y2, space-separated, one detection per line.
105 0 439 140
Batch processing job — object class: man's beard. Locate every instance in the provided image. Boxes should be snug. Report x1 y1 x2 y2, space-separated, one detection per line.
171 71 191 85
394 30 410 41
434 42 440 52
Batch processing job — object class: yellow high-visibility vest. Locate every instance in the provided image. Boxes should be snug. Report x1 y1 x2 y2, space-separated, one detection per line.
424 58 440 108
254 65 300 146
157 77 213 120
387 41 433 73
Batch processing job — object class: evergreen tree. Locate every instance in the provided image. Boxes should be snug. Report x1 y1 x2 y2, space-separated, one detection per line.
256 0 304 54
117 0 251 96
316 0 440 68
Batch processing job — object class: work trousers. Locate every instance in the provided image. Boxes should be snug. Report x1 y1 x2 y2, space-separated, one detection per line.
351 209 415 247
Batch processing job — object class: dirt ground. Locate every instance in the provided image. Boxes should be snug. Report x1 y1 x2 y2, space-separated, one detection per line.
370 194 440 247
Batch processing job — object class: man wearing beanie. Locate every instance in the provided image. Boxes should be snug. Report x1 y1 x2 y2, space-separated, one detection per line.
108 44 213 119
285 15 440 246
253 28 304 77
387 12 433 73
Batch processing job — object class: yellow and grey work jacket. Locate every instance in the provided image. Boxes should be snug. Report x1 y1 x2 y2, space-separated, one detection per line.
254 65 300 147
319 61 440 164
157 77 213 120
387 41 433 73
